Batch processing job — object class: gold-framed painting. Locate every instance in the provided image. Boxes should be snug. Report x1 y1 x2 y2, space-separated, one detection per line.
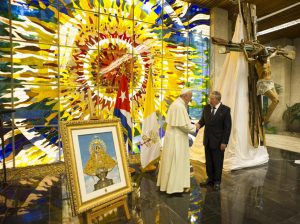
60 119 132 215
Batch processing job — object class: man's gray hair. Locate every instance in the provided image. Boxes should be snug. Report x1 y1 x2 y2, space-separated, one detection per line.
210 91 222 101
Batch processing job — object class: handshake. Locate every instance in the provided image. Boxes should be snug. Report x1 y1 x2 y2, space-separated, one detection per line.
189 122 200 137
191 121 201 130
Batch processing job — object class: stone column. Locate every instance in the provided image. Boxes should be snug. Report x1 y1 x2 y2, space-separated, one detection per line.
289 38 300 131
210 8 229 89
290 38 300 105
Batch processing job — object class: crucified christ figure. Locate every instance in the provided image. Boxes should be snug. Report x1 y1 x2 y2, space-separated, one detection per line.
242 41 279 123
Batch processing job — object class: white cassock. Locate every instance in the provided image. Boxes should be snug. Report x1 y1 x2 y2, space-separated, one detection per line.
157 97 196 194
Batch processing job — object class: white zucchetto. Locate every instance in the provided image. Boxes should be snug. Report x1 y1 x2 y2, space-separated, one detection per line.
180 88 192 95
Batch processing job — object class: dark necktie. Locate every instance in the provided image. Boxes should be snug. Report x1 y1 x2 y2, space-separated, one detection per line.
211 107 216 117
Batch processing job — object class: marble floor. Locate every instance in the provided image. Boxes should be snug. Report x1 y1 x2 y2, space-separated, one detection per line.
266 134 300 153
0 146 299 224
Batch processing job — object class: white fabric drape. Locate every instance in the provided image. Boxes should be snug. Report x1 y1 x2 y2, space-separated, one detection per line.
190 14 269 171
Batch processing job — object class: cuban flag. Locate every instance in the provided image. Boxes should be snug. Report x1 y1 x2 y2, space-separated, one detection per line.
113 75 132 153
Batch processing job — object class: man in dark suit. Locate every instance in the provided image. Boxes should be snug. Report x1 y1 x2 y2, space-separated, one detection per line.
198 91 232 190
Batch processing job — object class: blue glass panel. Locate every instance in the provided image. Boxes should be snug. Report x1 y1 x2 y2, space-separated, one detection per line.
11 0 58 44
13 85 59 126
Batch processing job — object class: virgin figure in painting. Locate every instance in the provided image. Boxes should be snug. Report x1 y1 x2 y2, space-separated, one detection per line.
84 136 116 190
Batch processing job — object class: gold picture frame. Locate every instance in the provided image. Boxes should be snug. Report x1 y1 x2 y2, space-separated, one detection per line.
60 119 132 215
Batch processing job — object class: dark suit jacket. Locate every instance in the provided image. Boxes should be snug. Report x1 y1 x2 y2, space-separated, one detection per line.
198 104 232 149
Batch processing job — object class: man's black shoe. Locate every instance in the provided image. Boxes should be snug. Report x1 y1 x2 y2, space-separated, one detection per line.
199 181 214 187
213 183 220 191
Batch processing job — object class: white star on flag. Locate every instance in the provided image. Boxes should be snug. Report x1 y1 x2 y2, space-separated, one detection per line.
119 91 127 102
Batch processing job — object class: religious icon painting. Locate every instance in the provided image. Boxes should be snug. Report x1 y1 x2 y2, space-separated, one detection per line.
61 119 132 215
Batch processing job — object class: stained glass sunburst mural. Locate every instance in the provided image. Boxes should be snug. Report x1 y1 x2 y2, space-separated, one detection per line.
0 0 210 168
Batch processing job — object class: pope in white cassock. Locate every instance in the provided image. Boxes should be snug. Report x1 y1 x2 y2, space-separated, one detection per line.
157 89 199 194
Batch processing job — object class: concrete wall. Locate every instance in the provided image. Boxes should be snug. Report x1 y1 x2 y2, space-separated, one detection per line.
288 38 300 131
269 38 299 131
290 38 300 106
270 53 292 130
